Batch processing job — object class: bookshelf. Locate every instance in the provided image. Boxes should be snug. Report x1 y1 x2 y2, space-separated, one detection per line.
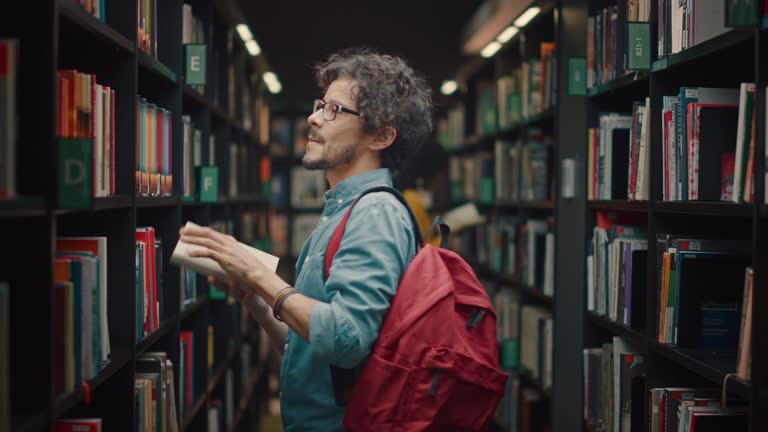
1 0 275 431
436 2 559 430
439 0 768 430
559 0 767 429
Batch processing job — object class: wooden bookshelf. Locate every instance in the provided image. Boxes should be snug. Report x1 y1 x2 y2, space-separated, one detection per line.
1 0 274 431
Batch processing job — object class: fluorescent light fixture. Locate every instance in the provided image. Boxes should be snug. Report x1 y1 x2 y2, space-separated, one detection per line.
236 24 254 42
513 7 541 28
245 39 261 56
263 71 282 94
496 26 519 43
440 80 458 95
269 81 282 94
480 41 502 58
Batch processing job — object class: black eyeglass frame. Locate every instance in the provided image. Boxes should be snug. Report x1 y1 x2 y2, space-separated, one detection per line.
313 99 361 121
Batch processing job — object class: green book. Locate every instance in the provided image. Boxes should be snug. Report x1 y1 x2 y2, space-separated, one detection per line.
58 139 93 209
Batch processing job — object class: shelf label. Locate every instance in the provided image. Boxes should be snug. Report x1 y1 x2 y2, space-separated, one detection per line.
185 44 207 85
627 22 651 70
568 57 587 96
197 166 219 203
59 139 93 209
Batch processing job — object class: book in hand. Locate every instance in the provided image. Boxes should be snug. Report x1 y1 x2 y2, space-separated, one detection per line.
170 222 279 282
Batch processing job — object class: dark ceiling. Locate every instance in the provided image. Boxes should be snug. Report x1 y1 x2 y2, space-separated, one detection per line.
238 0 485 114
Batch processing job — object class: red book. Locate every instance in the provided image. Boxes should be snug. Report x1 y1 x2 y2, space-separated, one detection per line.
55 419 102 432
136 228 157 333
180 331 194 409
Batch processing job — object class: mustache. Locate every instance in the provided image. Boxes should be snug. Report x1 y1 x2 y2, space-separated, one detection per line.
308 128 324 143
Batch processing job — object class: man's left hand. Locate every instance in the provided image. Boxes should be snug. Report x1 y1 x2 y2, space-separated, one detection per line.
179 224 270 295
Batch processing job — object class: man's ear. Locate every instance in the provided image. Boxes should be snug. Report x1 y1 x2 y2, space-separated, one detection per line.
368 126 397 151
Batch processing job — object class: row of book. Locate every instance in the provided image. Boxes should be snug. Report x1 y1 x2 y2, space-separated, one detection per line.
57 69 116 198
521 304 553 391
586 212 647 327
135 351 179 432
269 116 311 158
0 282 8 432
587 102 651 201
183 3 206 94
649 387 747 431
662 85 754 202
496 379 550 432
449 153 494 205
55 339 262 431
583 337 645 432
137 98 173 197
655 235 753 379
657 0 729 58
474 216 556 296
137 0 158 58
54 237 111 396
586 3 639 89
436 105 465 151
497 42 558 129
72 0 106 21
181 115 203 199
270 167 327 209
0 39 17 199
494 132 554 202
136 227 163 342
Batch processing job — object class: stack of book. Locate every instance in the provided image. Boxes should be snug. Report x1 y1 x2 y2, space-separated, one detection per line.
136 98 173 197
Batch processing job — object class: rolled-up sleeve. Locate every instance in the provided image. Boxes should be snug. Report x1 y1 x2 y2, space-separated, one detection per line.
309 196 415 368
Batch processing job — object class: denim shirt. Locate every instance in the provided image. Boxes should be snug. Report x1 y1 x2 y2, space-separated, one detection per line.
280 168 417 431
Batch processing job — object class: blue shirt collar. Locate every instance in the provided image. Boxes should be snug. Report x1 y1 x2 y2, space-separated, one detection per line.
322 168 393 213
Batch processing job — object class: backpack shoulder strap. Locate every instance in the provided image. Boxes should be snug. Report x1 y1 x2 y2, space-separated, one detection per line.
322 185 423 407
323 185 424 281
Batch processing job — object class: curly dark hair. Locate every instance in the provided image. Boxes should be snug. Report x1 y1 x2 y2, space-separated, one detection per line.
314 48 433 174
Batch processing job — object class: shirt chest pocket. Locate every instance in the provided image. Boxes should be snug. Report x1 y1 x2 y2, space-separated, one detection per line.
295 252 327 301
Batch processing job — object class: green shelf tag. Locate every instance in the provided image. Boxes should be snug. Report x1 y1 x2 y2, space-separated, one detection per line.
568 57 587 96
58 138 93 209
185 44 207 85
627 22 651 70
197 166 219 203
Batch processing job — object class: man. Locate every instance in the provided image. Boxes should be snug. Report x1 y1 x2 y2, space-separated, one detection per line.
180 48 433 430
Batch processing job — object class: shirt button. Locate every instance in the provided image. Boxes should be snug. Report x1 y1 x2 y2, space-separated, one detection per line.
322 216 328 222
305 257 310 264
337 198 343 204
284 343 288 352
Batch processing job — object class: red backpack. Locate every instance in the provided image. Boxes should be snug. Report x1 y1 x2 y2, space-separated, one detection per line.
324 186 509 431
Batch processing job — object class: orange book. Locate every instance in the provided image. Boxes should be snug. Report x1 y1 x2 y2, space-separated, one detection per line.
58 70 78 138
260 157 271 183
55 258 71 283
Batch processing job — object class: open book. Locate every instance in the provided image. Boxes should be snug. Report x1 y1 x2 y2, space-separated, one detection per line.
170 221 279 282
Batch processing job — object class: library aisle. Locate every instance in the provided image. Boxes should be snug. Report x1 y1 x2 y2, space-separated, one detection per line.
1 0 766 431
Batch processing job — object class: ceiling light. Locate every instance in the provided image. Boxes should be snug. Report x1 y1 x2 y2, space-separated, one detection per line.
263 72 282 94
440 80 458 95
236 24 254 42
497 26 519 43
513 7 541 28
480 41 502 58
245 39 261 56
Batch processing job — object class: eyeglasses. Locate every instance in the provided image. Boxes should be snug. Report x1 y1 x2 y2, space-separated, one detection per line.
313 99 361 121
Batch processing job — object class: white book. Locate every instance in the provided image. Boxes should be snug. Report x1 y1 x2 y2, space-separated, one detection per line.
171 222 279 282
